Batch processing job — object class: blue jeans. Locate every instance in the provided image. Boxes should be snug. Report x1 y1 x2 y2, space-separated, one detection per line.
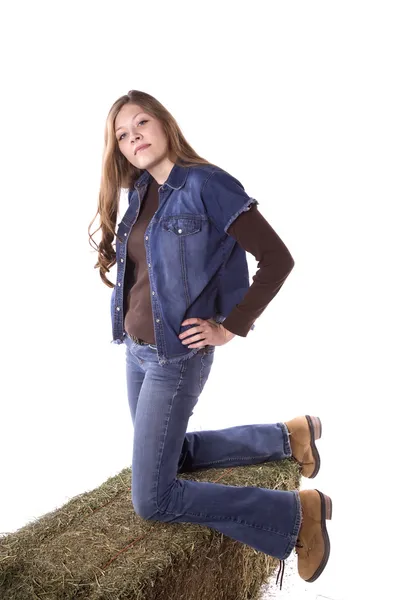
124 334 302 560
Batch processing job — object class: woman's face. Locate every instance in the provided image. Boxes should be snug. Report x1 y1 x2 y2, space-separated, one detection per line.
114 103 170 169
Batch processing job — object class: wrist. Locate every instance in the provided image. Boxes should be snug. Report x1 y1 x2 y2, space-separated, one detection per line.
222 325 236 339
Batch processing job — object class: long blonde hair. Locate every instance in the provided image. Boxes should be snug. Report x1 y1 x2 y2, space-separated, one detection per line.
88 90 215 288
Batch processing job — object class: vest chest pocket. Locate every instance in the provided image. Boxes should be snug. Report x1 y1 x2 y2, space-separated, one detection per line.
161 216 202 236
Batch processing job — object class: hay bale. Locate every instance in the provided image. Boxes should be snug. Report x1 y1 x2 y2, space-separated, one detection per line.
0 459 301 600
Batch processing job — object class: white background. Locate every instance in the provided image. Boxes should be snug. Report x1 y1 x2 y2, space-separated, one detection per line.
1 2 399 598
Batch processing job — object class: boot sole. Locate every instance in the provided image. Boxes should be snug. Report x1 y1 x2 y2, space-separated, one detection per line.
305 490 332 582
305 415 322 479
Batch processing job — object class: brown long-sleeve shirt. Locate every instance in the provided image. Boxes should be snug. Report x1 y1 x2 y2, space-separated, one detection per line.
123 175 294 343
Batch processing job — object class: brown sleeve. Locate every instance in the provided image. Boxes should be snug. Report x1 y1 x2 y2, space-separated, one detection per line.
222 204 295 337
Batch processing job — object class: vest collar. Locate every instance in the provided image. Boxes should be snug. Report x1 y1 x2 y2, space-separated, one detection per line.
134 161 189 191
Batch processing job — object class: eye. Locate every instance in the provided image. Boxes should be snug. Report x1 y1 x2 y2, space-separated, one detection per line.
118 120 148 141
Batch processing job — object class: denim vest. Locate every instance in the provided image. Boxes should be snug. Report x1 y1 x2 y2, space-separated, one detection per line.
110 162 258 365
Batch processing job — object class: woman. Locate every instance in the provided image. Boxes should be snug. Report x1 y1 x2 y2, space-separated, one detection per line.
88 90 332 587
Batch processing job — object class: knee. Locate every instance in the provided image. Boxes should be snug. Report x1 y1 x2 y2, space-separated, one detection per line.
133 497 162 521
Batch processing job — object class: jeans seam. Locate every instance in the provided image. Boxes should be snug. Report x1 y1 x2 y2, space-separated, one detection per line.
279 422 292 457
199 351 205 394
193 455 287 467
154 359 188 514
281 490 302 559
152 507 295 539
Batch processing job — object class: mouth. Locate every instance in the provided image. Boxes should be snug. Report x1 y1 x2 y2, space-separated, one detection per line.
135 144 151 155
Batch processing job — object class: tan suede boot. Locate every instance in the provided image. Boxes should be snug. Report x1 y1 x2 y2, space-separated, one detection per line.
285 415 322 478
295 489 332 582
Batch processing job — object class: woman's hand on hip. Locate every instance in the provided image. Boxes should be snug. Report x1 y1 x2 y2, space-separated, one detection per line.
179 318 236 348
